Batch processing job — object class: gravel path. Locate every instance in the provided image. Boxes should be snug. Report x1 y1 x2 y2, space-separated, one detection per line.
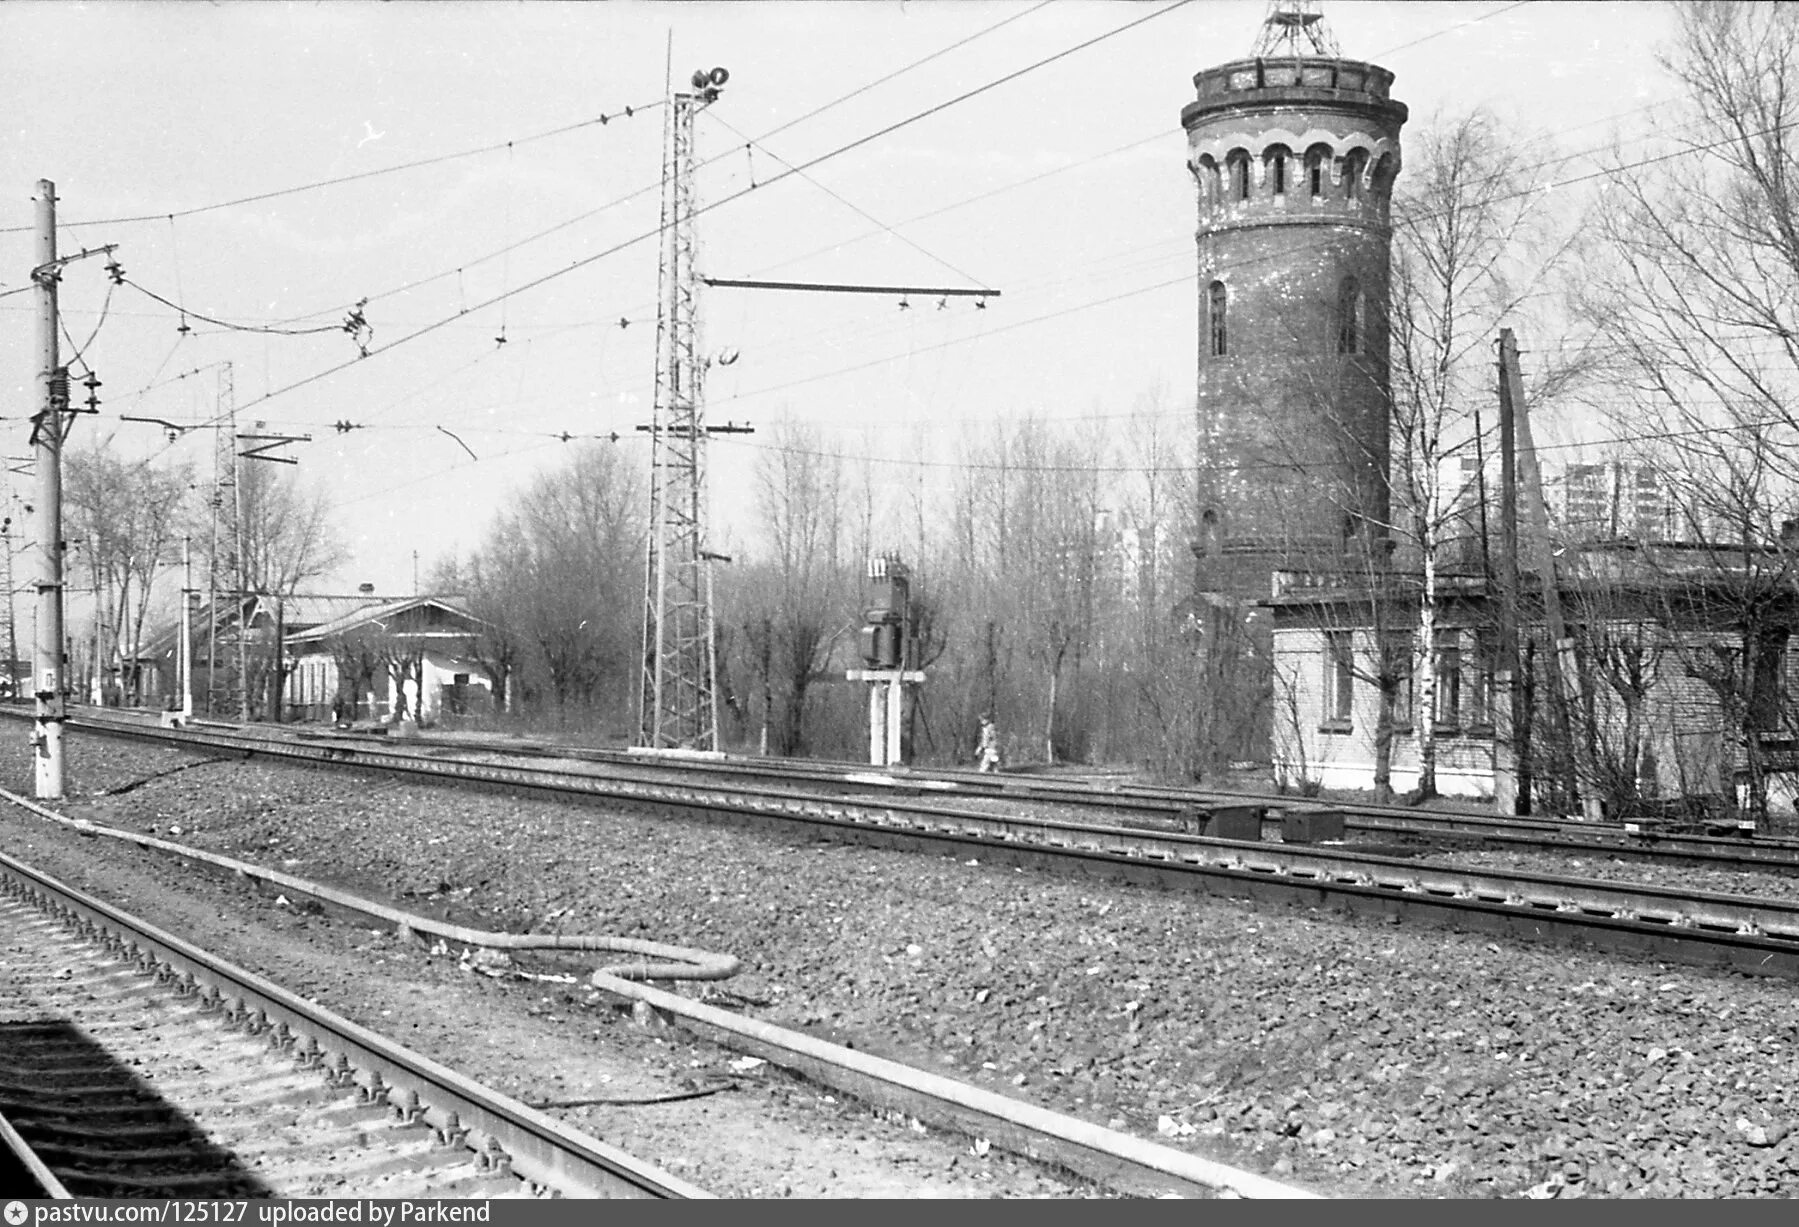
8 733 1799 1198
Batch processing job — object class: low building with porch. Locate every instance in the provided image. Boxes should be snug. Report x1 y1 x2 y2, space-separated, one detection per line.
1265 542 1799 821
283 596 497 724
134 592 498 725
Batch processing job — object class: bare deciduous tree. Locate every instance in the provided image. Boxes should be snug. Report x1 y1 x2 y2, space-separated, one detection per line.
458 443 643 726
1582 0 1799 826
65 440 195 702
1385 106 1588 800
736 421 848 757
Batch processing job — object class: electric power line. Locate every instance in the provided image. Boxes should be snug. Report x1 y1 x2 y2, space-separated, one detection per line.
127 0 1200 439
0 103 666 236
143 8 1063 334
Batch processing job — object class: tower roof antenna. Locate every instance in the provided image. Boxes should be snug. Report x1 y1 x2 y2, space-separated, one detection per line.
1251 1 1340 58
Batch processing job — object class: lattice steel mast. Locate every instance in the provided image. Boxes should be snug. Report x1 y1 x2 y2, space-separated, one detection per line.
639 66 730 750
1251 2 1340 58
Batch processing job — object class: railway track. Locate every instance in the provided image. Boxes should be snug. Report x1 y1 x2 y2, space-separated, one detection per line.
67 708 1799 873
46 710 1799 980
169 712 1799 874
0 844 709 1199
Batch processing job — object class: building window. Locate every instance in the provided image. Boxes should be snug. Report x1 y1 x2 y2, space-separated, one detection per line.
1343 150 1367 201
1306 144 1332 197
1268 148 1288 195
1323 631 1354 727
1337 277 1362 354
1433 630 1462 730
1466 629 1497 730
1194 155 1220 204
1379 630 1414 731
1228 152 1250 201
1208 280 1228 357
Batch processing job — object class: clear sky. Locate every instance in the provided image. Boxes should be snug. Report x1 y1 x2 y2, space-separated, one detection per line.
2 0 1680 600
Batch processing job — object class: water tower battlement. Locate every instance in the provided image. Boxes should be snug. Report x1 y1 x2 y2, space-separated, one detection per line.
1182 50 1408 597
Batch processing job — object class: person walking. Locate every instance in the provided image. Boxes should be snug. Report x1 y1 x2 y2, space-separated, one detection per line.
976 713 1001 773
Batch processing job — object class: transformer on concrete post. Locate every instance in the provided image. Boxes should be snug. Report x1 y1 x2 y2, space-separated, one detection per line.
847 554 923 767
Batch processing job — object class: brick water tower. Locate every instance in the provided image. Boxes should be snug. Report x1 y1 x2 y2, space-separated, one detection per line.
1182 5 1407 597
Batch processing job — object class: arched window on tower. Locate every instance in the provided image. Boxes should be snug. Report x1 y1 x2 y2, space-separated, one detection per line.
1266 145 1290 195
1337 276 1362 354
1208 280 1228 357
1227 151 1250 202
1370 151 1398 195
1342 149 1368 201
1194 155 1220 206
1306 144 1331 197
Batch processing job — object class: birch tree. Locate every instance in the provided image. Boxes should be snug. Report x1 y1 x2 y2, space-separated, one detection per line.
1385 106 1586 799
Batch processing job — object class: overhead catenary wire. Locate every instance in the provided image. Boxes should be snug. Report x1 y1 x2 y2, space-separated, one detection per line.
111 8 1056 332
206 0 1186 335
385 85 1709 428
73 2 1220 529
703 111 994 291
140 0 1200 434
0 103 667 236
36 0 1629 372
42 1 1742 522
699 100 1799 426
290 99 1773 471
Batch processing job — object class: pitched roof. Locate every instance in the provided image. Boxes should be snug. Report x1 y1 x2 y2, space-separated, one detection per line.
286 595 484 644
133 593 473 660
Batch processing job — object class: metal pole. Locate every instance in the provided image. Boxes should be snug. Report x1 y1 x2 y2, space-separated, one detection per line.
92 553 104 705
207 436 219 716
4 521 19 702
227 367 250 722
30 179 66 799
179 536 193 720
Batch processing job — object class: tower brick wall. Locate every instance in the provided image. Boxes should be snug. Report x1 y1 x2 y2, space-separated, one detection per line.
1182 56 1407 598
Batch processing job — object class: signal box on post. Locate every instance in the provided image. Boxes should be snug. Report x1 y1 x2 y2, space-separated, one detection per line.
860 555 910 669
850 554 924 766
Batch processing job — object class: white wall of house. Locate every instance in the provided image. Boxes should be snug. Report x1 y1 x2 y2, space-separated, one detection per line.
1272 617 1795 807
283 647 492 723
1272 624 1499 799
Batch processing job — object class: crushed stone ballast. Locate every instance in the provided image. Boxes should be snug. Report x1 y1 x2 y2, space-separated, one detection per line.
1 786 1321 1201
59 717 1799 981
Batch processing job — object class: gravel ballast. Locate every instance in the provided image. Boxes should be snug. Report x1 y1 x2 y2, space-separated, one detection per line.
8 732 1799 1198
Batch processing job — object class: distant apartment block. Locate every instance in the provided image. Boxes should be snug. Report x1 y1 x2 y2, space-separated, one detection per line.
1556 461 1676 542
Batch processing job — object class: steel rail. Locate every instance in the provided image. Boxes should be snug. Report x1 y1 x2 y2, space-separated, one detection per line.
0 848 710 1199
0 1105 72 1198
252 717 1799 871
61 715 1799 978
3 761 1324 1199
91 709 1799 872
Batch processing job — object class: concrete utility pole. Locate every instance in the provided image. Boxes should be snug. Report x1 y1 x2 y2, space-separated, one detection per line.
1500 329 1603 821
1494 338 1524 815
179 537 194 721
30 180 66 799
2 505 19 702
